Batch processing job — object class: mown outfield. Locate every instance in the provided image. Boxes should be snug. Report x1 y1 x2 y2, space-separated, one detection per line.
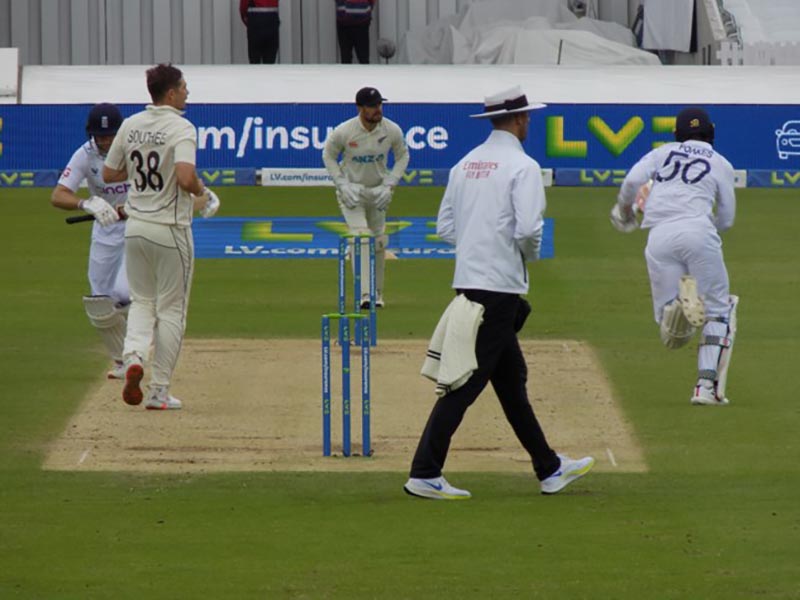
1 185 798 598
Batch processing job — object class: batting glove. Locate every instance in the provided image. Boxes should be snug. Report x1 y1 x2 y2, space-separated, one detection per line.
609 202 638 233
200 188 221 218
81 196 120 227
374 185 393 211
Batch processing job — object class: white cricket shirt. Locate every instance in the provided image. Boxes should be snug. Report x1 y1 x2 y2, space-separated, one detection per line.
105 105 197 227
620 140 736 232
322 115 410 187
437 129 546 295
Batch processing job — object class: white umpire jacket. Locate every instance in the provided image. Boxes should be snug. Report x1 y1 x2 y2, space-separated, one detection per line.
437 129 545 295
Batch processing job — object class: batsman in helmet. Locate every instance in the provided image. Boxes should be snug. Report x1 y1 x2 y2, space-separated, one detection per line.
610 107 738 406
51 103 131 380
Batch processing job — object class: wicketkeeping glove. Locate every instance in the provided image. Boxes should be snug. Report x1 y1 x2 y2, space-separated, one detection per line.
81 196 120 227
374 185 393 211
339 183 364 209
200 188 221 218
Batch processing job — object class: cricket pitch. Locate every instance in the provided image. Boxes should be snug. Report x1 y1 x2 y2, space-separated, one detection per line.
43 339 647 474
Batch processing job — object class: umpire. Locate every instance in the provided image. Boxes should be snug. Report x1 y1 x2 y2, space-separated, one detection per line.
404 86 594 500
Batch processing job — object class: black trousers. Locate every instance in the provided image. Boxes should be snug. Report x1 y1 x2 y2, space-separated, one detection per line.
337 23 370 64
409 290 560 480
247 14 279 64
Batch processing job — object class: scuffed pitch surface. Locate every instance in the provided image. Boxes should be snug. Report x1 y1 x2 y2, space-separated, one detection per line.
43 339 647 473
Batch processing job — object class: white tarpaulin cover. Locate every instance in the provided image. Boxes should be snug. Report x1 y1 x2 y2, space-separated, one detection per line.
400 0 658 65
642 0 694 52
722 0 800 43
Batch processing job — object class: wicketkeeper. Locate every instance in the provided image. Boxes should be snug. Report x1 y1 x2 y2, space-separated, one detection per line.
322 86 410 309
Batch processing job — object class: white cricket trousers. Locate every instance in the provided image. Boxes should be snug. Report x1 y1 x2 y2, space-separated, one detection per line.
644 218 730 322
123 218 194 391
88 226 129 304
338 195 387 296
645 218 732 378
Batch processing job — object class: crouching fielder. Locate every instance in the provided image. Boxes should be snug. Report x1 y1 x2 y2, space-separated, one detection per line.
610 107 738 406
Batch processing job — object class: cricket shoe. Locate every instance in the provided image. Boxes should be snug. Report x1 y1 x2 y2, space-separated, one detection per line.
145 387 182 410
691 380 729 406
540 454 595 495
122 363 144 406
361 295 384 309
403 476 471 500
678 276 705 327
107 361 126 380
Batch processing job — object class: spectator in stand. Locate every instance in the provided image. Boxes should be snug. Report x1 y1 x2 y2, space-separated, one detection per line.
240 0 280 64
336 0 375 64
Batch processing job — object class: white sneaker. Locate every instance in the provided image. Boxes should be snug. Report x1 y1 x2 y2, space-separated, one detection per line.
403 476 471 500
375 296 385 308
107 361 126 380
145 388 182 410
691 380 729 406
540 455 595 495
359 294 373 310
679 276 705 327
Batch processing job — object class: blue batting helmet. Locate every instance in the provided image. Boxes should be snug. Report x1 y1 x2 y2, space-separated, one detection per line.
85 103 123 137
674 107 715 145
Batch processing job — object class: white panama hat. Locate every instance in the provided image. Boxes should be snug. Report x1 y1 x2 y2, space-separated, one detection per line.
470 85 547 119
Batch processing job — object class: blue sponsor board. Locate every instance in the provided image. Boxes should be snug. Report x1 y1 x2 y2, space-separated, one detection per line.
0 170 42 187
193 216 554 260
748 169 800 187
0 167 453 188
2 104 800 179
556 169 628 186
0 168 255 188
198 168 257 186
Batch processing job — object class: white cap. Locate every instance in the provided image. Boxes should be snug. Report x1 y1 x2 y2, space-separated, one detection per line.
469 85 546 119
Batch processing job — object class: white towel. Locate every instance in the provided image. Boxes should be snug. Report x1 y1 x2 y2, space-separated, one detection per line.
421 294 485 397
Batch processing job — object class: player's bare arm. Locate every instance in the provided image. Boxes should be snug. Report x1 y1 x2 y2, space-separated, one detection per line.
103 164 128 183
51 184 84 210
176 161 220 217
175 161 205 199
51 182 121 225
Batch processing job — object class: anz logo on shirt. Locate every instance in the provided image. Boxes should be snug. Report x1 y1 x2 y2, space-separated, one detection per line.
351 153 385 164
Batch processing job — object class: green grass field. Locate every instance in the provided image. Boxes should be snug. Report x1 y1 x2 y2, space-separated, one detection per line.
1 185 798 598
